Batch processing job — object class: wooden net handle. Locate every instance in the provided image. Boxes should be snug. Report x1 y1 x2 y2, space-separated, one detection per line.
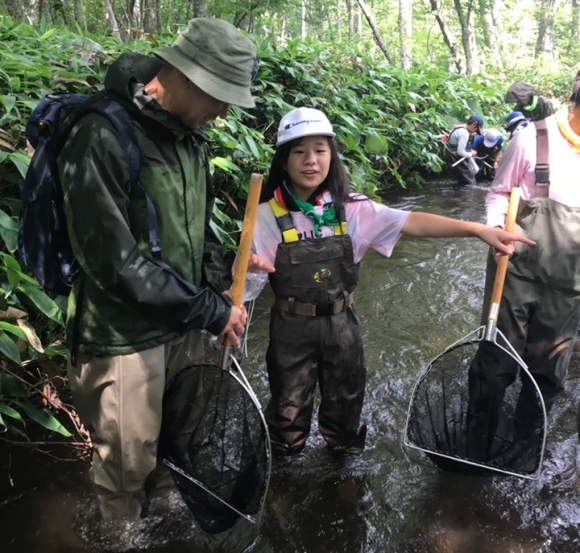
487 187 521 322
224 173 263 347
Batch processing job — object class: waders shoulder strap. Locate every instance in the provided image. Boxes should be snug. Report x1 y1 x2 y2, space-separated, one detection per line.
268 198 348 243
534 120 549 187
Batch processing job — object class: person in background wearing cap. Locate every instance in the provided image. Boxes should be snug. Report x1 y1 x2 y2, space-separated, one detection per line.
57 18 264 520
505 110 529 139
249 107 534 457
470 71 580 458
444 114 484 185
471 128 505 181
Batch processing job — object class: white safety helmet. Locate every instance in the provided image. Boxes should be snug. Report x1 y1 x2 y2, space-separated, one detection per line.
276 107 335 146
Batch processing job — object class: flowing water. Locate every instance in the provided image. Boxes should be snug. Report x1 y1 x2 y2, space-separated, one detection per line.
1 180 580 553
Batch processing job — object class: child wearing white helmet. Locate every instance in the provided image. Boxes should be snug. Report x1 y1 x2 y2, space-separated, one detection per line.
249 106 534 456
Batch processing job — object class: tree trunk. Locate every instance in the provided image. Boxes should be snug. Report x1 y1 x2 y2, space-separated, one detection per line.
569 0 580 57
73 0 87 32
301 0 307 39
452 0 479 75
143 0 158 33
347 0 354 41
103 0 122 40
535 0 559 60
132 0 141 30
193 0 207 19
356 0 391 62
336 0 342 41
5 0 26 21
398 0 412 70
428 0 463 73
478 0 502 69
37 0 49 22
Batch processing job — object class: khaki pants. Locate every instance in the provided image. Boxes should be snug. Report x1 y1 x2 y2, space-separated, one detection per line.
68 330 204 519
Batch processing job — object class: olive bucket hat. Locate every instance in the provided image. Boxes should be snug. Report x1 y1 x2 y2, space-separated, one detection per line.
154 18 258 108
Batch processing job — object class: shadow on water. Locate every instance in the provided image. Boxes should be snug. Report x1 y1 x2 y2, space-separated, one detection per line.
1 180 580 552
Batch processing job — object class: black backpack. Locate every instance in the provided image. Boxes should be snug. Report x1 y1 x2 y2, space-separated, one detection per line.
18 91 164 295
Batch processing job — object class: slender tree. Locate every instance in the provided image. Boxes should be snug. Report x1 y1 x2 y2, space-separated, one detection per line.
347 0 354 41
535 0 559 60
399 0 412 70
452 0 479 75
103 0 122 39
356 0 391 61
478 0 502 70
193 0 208 19
143 0 158 32
428 0 463 73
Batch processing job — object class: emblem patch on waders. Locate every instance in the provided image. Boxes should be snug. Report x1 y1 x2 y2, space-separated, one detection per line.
313 268 332 283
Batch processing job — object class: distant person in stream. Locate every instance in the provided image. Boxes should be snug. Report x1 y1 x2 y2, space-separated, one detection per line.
249 106 534 457
444 114 484 186
472 128 505 181
505 110 529 140
505 81 555 122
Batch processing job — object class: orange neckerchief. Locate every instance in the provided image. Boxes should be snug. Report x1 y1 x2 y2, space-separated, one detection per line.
555 107 580 153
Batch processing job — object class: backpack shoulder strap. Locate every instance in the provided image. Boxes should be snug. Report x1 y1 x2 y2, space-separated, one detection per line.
77 95 168 261
533 119 550 187
79 94 142 192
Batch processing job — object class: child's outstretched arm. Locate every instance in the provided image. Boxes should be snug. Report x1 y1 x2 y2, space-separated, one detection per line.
401 212 535 256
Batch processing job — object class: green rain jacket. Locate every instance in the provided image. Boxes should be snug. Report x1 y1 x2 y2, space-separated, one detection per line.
58 53 233 355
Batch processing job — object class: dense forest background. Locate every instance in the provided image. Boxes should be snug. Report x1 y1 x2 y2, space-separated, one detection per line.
0 1 577 458
2 0 579 80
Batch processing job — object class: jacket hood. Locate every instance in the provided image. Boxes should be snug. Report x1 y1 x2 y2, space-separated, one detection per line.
104 52 164 98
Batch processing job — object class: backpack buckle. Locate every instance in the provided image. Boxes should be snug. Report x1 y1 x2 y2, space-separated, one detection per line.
149 239 162 256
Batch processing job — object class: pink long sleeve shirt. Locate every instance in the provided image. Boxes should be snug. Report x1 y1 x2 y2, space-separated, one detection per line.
486 113 580 228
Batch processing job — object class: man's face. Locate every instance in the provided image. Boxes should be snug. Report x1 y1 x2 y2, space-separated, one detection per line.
175 76 230 130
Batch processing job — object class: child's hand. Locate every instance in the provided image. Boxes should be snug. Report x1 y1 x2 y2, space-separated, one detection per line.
480 226 536 258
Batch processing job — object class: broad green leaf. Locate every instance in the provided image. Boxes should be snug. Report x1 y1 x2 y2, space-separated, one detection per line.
18 401 72 437
39 28 58 40
0 403 23 420
0 95 16 113
0 322 27 342
7 151 31 178
210 156 240 173
365 132 388 154
0 331 21 364
16 282 64 326
0 373 29 398
0 210 18 254
243 134 261 159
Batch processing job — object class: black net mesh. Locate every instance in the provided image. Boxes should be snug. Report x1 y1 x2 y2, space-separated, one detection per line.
159 362 270 534
406 336 546 477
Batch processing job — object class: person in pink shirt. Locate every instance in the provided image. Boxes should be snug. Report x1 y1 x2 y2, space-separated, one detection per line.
252 106 534 456
471 72 580 459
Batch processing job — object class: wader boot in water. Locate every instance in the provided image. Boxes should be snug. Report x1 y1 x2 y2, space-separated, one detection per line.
265 214 367 455
468 197 580 465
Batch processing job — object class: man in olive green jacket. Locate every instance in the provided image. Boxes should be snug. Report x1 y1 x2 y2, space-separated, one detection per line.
58 18 258 520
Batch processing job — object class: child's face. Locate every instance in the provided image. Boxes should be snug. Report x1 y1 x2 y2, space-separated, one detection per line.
284 135 331 200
